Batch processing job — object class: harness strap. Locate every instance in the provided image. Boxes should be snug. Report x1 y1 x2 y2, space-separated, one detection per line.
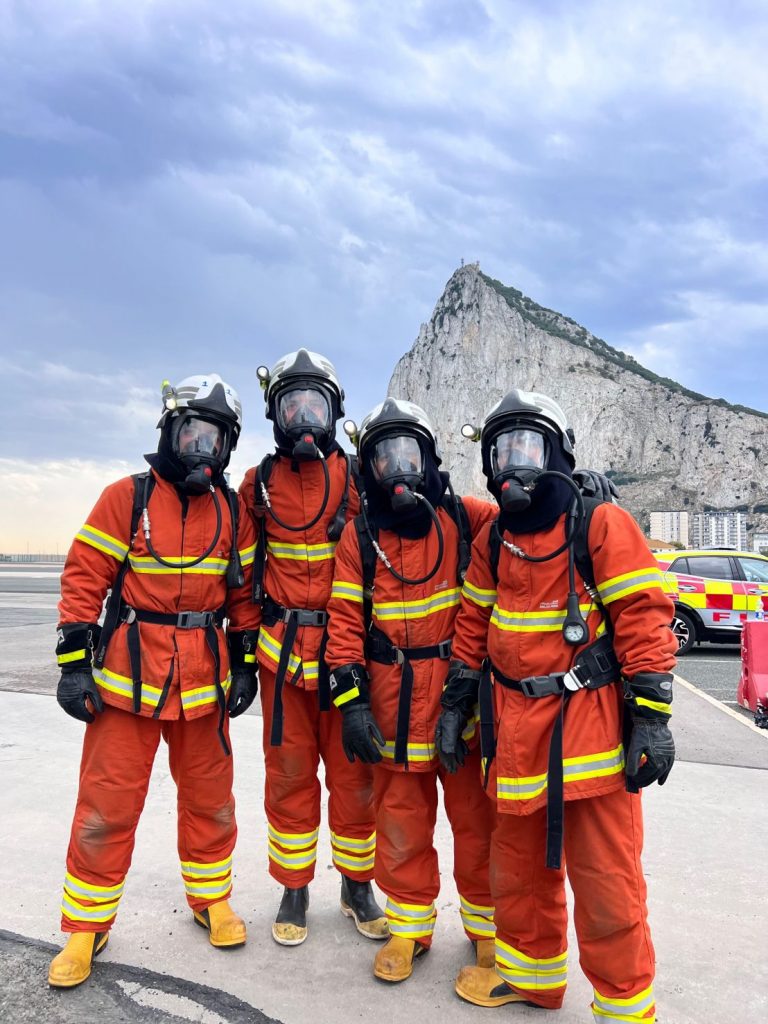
478 660 495 789
204 620 230 756
269 614 300 747
366 625 452 765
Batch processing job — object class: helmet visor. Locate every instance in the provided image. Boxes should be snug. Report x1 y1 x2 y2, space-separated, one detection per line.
371 435 423 482
176 415 225 458
492 429 546 473
277 388 331 433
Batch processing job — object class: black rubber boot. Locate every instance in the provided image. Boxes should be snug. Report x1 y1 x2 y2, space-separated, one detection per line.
340 876 389 939
272 885 310 946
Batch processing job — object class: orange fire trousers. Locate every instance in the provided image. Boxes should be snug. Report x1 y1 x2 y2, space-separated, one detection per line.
260 667 376 888
373 745 496 949
60 704 236 933
491 788 655 1016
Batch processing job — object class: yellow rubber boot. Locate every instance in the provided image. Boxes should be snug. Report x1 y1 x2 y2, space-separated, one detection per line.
455 966 531 1007
474 938 496 968
48 931 109 988
193 899 247 948
373 936 427 983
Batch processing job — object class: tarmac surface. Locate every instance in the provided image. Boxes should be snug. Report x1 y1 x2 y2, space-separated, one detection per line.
1 566 767 1023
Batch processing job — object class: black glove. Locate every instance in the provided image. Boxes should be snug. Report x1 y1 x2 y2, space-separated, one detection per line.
435 708 469 773
57 669 104 723
227 668 258 718
625 718 675 792
573 469 619 503
341 704 384 764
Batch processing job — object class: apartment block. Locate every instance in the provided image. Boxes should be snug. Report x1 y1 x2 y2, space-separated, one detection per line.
690 510 747 550
649 510 689 547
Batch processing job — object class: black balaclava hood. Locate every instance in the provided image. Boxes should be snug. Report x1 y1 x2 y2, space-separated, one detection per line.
363 452 447 540
497 434 574 535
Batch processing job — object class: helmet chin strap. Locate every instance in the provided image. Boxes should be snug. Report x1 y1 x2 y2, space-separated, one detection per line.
494 470 589 646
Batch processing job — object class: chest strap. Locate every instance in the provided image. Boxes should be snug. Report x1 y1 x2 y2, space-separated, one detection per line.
117 602 229 755
478 634 620 870
366 625 452 766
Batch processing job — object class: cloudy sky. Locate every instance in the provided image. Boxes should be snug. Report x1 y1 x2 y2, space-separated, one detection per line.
2 0 767 552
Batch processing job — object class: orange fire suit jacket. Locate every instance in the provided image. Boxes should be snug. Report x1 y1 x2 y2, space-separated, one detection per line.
58 470 259 720
326 496 497 771
239 449 359 689
451 502 677 813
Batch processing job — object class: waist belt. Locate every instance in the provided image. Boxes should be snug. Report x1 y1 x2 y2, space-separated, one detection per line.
263 598 331 747
117 602 230 756
478 635 620 870
367 626 452 766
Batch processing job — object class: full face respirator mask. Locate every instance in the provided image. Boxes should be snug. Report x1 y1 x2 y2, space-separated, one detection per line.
369 434 425 512
490 427 548 512
275 386 333 460
170 414 229 494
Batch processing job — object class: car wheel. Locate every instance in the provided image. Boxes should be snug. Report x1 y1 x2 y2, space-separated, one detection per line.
671 608 697 655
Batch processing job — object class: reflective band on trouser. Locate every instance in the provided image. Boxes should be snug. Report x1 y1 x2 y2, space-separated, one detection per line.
330 830 375 873
592 984 656 1023
385 897 436 939
596 568 666 605
267 825 319 873
75 524 129 562
497 745 625 803
181 856 233 904
61 872 125 927
459 896 495 940
495 937 568 993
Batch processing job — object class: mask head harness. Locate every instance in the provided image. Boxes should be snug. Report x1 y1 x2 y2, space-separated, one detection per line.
464 389 587 645
257 348 344 462
158 375 242 495
349 398 446 586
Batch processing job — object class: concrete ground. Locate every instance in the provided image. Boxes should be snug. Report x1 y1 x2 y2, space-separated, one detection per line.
1 573 767 1022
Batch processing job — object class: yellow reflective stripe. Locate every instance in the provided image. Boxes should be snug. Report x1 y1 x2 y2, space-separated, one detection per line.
268 824 319 849
380 740 436 763
597 567 665 605
64 873 124 900
386 898 436 920
498 746 625 800
244 653 256 664
462 709 479 742
128 554 227 575
331 580 364 602
183 877 232 898
634 697 672 716
268 841 317 868
592 984 655 1022
76 524 129 562
266 540 337 561
497 937 567 968
58 649 87 664
61 894 121 923
257 628 319 681
181 676 231 710
462 580 497 607
373 588 461 621
238 543 256 567
333 686 360 708
330 831 376 853
459 896 495 936
491 604 596 633
93 666 163 708
180 857 233 877
332 850 375 872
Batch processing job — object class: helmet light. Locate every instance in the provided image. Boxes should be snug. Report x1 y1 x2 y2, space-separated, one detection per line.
161 380 178 412
461 423 481 441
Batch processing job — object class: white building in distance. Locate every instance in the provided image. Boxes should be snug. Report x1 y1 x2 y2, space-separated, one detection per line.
690 510 747 550
649 510 689 547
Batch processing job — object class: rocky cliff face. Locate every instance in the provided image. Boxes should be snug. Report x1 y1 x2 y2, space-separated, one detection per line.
388 265 768 537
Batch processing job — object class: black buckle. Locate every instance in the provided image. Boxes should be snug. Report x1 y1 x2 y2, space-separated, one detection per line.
436 639 453 660
291 608 328 627
520 674 564 698
390 647 405 666
176 611 213 629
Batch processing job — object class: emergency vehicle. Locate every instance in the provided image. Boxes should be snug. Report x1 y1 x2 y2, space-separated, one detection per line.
654 549 768 655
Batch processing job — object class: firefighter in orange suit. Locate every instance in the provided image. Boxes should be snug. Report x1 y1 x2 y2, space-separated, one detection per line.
48 375 260 989
239 349 386 945
325 398 499 983
437 389 677 1021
